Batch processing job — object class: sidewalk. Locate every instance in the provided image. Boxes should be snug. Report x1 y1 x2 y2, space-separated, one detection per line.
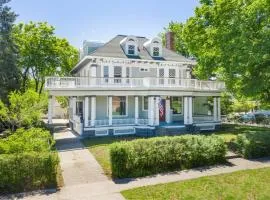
6 123 270 200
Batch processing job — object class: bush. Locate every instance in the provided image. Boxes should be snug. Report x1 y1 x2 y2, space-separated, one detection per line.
110 135 227 178
0 128 59 193
0 128 55 154
0 152 59 193
236 132 270 158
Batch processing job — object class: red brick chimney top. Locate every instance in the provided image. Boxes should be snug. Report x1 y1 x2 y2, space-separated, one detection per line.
165 32 175 51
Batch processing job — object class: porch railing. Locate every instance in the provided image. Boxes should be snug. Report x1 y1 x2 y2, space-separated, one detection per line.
193 115 214 122
45 77 225 91
87 118 148 127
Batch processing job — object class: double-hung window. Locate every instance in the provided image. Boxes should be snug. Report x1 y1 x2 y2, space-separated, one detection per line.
153 47 159 57
112 96 127 116
103 66 109 83
114 66 122 83
128 45 135 55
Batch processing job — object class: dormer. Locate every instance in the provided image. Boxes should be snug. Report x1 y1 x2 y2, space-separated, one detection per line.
120 36 138 56
143 37 162 57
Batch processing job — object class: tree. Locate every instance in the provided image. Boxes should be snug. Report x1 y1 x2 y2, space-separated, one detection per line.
163 22 190 57
0 89 47 131
0 0 21 102
181 0 270 103
13 22 78 94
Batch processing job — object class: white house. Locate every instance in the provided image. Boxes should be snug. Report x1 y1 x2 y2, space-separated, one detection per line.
45 33 225 137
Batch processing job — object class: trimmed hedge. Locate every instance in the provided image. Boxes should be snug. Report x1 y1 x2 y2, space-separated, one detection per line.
0 128 59 194
236 131 270 158
110 135 226 178
0 152 59 193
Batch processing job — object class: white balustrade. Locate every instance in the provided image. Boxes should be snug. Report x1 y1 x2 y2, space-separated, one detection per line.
45 77 225 91
87 118 148 127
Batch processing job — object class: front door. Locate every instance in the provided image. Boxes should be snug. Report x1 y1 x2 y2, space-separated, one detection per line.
159 99 166 122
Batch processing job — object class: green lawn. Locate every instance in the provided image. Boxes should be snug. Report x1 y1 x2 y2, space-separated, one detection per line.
82 124 270 178
82 136 138 178
122 167 270 200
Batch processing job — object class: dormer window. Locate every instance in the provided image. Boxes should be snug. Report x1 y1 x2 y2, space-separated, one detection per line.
153 47 159 57
143 37 162 57
120 36 138 56
128 45 135 55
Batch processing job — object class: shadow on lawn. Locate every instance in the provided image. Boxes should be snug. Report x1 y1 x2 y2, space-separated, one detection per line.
113 160 235 185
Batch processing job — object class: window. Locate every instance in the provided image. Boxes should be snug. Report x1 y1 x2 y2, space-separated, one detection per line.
112 96 127 116
169 69 176 78
128 45 135 55
114 66 122 83
153 47 159 57
103 66 109 82
76 101 83 115
142 96 148 110
170 97 182 114
140 68 149 72
126 67 130 78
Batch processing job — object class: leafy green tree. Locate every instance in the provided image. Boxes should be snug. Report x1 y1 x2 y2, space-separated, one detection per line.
13 22 78 94
164 22 190 57
181 0 270 103
0 90 47 131
0 0 21 102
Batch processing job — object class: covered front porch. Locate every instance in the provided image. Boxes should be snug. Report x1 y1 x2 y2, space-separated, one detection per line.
48 94 221 136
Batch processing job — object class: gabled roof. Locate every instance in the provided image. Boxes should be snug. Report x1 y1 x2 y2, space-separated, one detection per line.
71 35 195 74
89 35 192 62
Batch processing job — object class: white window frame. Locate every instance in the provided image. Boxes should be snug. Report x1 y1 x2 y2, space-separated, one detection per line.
142 96 148 111
107 96 128 117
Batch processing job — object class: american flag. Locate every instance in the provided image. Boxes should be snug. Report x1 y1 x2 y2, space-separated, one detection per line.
158 99 164 117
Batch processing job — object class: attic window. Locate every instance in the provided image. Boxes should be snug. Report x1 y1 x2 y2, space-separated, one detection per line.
153 47 160 57
153 41 159 44
128 45 135 55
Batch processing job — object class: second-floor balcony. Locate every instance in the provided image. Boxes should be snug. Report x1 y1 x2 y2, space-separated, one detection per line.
45 77 225 91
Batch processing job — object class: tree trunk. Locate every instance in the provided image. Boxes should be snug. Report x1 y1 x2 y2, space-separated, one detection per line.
39 80 45 95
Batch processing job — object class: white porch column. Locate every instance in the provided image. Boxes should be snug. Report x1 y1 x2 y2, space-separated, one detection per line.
184 96 193 125
91 96 96 126
188 97 193 124
155 97 160 126
165 97 171 123
72 97 76 118
184 97 188 125
108 96 113 125
217 97 221 121
48 95 53 124
135 96 139 125
213 97 218 121
84 96 89 127
148 96 154 126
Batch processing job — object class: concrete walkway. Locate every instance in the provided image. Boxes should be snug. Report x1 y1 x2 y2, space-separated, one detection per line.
7 122 270 199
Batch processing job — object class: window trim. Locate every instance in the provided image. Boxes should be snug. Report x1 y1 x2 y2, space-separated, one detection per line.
107 96 128 117
142 96 148 111
170 96 183 115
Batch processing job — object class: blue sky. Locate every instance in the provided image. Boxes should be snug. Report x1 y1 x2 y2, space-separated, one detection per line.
9 0 199 48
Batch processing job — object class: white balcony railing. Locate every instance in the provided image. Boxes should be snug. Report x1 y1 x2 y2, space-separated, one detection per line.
45 77 225 91
87 118 149 127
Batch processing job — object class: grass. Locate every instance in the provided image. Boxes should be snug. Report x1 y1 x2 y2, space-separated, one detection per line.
121 167 270 200
82 124 270 178
82 136 138 178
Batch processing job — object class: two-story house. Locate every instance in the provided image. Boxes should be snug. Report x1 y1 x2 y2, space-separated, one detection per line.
45 34 225 136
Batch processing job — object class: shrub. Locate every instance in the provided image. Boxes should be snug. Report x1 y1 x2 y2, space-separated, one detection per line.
110 135 226 178
236 131 270 158
0 128 55 154
0 152 59 193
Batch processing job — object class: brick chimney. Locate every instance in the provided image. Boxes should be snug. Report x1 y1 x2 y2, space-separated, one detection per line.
165 32 175 51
